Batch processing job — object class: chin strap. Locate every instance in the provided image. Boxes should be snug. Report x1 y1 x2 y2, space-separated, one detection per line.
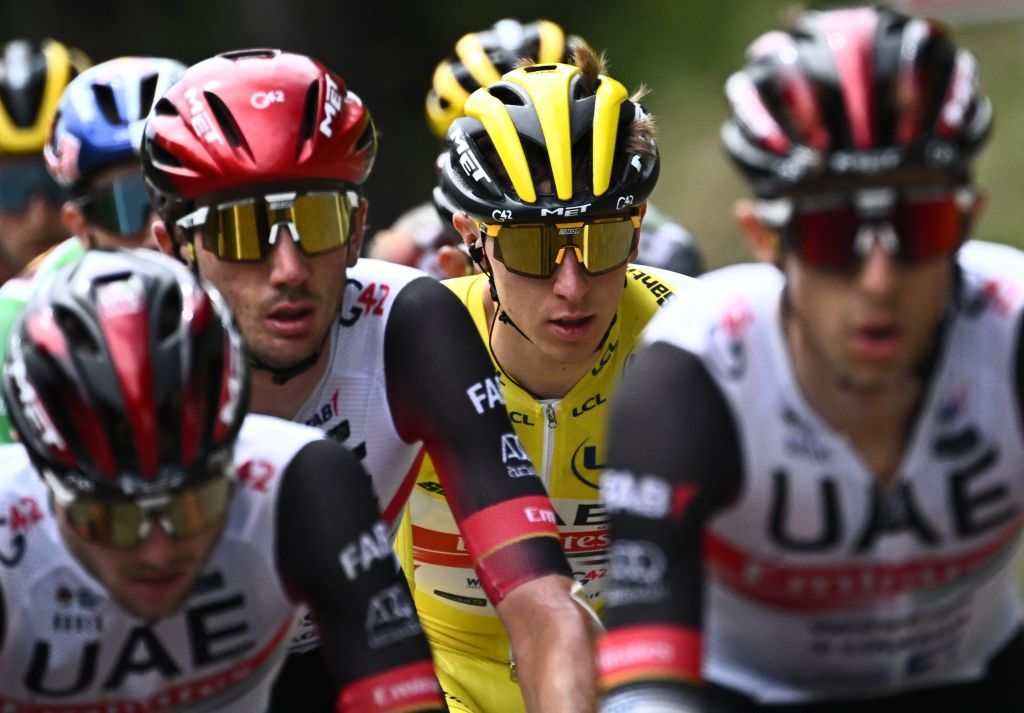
248 349 323 385
470 236 537 347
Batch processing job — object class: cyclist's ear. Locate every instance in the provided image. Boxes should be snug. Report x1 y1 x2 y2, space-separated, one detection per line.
347 197 369 267
61 201 89 248
735 199 780 266
453 212 490 272
153 221 194 267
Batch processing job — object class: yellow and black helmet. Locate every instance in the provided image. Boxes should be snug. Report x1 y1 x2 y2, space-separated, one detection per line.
0 38 90 155
426 19 577 139
436 59 659 224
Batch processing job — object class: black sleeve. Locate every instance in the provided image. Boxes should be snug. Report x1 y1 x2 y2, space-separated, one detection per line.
383 277 570 601
599 342 742 708
275 439 442 711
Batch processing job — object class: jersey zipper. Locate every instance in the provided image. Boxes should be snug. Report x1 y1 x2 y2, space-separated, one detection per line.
540 400 558 490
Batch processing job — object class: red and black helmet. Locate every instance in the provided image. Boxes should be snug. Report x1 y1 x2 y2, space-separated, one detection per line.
141 48 377 220
2 249 248 497
721 5 992 197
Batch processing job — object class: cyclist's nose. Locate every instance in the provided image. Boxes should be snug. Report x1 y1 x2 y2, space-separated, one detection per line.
133 519 177 566
855 225 900 299
552 247 588 299
267 224 310 286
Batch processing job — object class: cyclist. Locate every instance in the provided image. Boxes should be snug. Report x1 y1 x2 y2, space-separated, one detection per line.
394 43 692 712
0 249 442 712
142 49 593 712
0 55 186 444
366 18 705 280
598 6 1023 712
0 38 89 282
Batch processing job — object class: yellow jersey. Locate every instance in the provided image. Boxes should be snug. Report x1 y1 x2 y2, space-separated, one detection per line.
397 265 690 661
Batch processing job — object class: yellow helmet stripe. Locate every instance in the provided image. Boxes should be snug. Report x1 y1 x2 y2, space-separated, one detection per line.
0 41 71 153
592 74 629 197
536 20 566 64
427 60 472 137
464 88 536 203
506 64 576 201
455 33 503 91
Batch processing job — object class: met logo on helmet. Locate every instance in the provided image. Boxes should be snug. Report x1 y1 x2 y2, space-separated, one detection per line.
183 86 223 145
8 337 66 452
452 129 491 185
541 204 591 217
319 74 343 138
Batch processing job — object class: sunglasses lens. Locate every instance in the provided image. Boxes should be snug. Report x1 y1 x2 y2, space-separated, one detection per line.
0 161 66 212
494 224 556 277
788 193 966 270
197 193 353 262
492 216 635 278
202 200 263 262
85 174 152 236
291 192 353 256
892 195 963 262
580 220 636 274
65 499 145 549
165 476 232 539
63 477 232 549
790 205 862 270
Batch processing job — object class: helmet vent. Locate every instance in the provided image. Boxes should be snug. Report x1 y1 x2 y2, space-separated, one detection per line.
523 64 557 73
55 307 100 356
153 97 179 117
138 74 159 119
487 85 525 106
203 92 249 155
92 84 123 125
354 121 374 152
299 80 320 141
220 48 277 62
146 138 182 168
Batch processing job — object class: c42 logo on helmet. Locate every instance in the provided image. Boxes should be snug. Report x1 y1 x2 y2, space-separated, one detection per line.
491 209 512 222
250 90 285 110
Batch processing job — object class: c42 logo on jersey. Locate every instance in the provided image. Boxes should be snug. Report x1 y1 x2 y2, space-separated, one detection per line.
0 496 44 568
339 279 392 326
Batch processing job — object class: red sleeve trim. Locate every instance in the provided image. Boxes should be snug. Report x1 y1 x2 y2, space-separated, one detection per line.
460 494 561 563
336 660 442 712
598 624 702 690
460 494 564 604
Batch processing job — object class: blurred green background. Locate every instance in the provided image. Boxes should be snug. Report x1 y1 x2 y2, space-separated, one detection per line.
2 0 1022 267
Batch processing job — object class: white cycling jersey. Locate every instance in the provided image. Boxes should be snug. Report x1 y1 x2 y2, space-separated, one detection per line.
640 254 1024 702
0 414 320 712
291 258 428 527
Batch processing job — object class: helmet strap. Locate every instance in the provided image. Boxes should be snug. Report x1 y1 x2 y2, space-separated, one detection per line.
474 234 535 346
248 349 323 385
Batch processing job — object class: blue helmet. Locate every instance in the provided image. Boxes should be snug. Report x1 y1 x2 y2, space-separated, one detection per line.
44 56 185 194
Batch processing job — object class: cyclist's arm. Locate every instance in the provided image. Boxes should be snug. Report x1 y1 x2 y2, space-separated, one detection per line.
598 342 741 713
385 277 595 712
384 276 571 604
276 439 443 713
